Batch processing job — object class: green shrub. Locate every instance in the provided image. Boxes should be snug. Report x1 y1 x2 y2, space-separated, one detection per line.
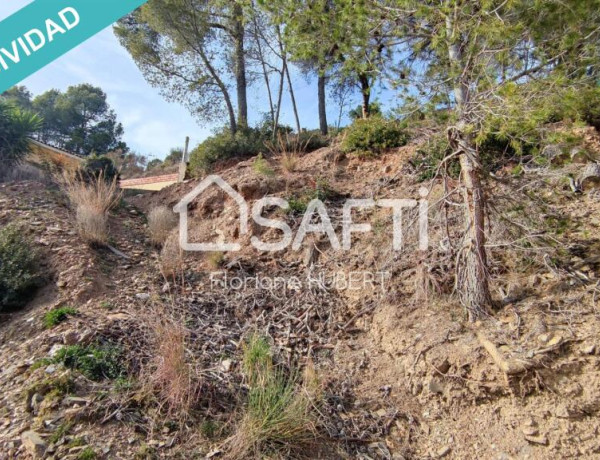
189 127 264 175
296 130 330 152
81 156 119 182
53 344 123 381
349 102 383 120
0 101 43 167
77 447 97 460
253 153 275 177
43 306 78 328
228 334 319 458
342 117 408 155
0 224 40 310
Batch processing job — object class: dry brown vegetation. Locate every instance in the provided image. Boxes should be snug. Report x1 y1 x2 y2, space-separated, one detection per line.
148 205 177 247
142 306 202 417
159 230 184 280
60 171 121 245
266 133 306 174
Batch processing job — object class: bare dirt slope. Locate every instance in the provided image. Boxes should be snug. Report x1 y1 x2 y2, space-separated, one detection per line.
1 134 600 459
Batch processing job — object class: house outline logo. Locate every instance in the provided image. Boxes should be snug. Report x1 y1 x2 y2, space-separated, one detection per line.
173 175 248 252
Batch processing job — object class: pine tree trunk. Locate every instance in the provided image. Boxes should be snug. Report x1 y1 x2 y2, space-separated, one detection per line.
285 61 301 134
273 61 286 140
233 4 247 129
359 74 370 119
253 15 274 125
318 72 328 135
456 132 493 321
446 14 492 321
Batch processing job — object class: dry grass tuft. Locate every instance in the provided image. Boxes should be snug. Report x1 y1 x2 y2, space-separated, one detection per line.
148 206 178 247
76 205 108 245
226 335 319 459
266 133 311 174
160 230 184 281
60 171 121 245
143 307 202 418
280 152 300 174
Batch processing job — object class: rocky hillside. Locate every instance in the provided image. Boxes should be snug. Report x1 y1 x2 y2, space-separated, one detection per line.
1 129 600 459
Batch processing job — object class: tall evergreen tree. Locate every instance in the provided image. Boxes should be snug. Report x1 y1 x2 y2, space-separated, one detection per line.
378 0 600 320
115 0 250 134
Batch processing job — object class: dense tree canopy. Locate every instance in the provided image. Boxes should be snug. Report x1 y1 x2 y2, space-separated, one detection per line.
1 84 128 157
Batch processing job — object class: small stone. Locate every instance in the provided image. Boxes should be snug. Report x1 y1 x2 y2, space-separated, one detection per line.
522 426 539 436
428 379 444 394
135 293 150 301
220 359 233 372
62 331 79 346
31 393 44 412
524 435 548 445
48 344 64 357
538 333 551 344
437 446 451 457
583 344 596 355
547 335 563 346
21 431 46 458
522 418 536 427
45 365 57 375
433 358 451 375
555 404 576 419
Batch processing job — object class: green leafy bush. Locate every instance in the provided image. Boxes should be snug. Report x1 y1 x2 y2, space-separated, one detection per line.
0 224 40 310
53 344 123 381
252 153 275 177
342 117 408 155
189 127 265 175
43 306 78 328
296 130 330 152
0 101 42 167
81 156 119 182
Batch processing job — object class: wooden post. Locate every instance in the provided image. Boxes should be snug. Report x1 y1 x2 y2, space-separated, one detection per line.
179 136 190 182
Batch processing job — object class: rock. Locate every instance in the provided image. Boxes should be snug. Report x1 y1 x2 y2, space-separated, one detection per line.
522 426 539 436
428 379 444 394
582 344 596 355
555 404 577 419
21 431 46 458
45 365 57 375
524 434 548 445
522 417 536 427
48 344 64 358
31 393 44 413
579 162 600 190
543 144 568 164
135 293 150 301
570 148 591 164
383 165 392 174
62 331 79 346
433 358 451 375
437 446 451 457
547 334 563 347
220 359 233 372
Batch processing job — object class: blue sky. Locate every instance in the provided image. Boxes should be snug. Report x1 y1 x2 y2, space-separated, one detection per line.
0 1 382 161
